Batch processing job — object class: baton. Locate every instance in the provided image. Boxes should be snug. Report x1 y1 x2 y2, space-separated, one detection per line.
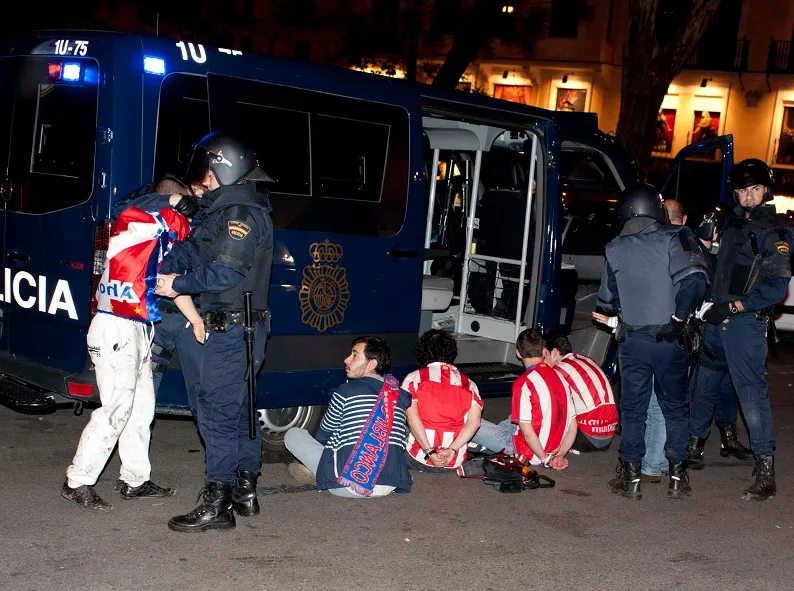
243 291 257 440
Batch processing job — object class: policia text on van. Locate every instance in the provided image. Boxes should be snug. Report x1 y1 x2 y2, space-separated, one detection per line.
0 30 737 458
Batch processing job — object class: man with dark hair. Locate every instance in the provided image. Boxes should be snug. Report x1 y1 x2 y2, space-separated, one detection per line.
402 330 483 473
284 336 413 498
543 332 617 452
471 329 577 470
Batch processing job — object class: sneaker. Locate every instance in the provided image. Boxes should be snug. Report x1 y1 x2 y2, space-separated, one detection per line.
119 480 176 499
287 462 316 486
61 481 113 511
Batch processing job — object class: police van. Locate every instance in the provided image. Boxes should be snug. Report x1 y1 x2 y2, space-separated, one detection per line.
0 31 735 457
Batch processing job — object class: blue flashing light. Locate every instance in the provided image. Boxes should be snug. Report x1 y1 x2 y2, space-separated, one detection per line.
62 63 81 81
143 56 166 75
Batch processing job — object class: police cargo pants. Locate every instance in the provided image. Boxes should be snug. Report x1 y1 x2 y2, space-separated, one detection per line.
617 332 690 465
66 314 156 488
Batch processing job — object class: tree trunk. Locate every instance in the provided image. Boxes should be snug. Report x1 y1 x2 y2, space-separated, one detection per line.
616 0 723 180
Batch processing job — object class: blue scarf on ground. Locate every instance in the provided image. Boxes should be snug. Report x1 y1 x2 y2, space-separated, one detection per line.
336 374 399 496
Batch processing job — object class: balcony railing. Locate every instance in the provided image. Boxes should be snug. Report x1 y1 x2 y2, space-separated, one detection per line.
768 40 794 73
685 38 749 72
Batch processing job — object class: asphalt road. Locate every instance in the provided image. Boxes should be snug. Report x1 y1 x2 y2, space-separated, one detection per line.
1 340 793 591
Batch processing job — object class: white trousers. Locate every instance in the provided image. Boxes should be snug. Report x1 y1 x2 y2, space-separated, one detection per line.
66 314 155 488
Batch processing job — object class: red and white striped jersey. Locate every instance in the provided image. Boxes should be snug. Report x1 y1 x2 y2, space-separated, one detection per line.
511 363 575 464
553 353 618 440
401 362 483 469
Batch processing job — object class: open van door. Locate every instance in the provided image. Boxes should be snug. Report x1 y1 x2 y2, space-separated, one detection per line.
659 134 735 219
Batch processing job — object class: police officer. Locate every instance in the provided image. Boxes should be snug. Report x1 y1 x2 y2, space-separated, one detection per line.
155 132 274 531
595 184 709 500
697 159 793 501
688 208 753 469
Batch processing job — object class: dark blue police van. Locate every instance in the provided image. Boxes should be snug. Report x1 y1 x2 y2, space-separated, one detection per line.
0 31 734 457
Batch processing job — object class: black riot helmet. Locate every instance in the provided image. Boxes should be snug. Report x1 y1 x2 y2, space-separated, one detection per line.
184 132 273 187
696 207 727 241
618 183 668 226
728 158 774 202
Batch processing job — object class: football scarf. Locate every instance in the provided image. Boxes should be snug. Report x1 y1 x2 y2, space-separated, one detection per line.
336 375 399 496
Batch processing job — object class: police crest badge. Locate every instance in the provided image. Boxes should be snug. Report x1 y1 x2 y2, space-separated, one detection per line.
299 240 350 332
775 240 790 256
228 220 251 240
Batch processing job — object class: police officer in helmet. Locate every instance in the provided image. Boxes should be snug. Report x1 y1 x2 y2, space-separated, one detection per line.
155 131 274 531
696 158 793 501
687 207 754 470
595 184 709 500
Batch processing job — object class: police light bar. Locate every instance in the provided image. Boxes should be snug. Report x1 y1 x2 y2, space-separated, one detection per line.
62 63 81 81
143 56 166 75
48 62 81 81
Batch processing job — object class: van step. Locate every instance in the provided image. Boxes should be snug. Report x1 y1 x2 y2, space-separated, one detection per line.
456 362 524 383
0 376 57 414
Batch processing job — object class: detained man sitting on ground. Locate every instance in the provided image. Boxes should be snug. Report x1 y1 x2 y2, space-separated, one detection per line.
284 336 412 498
471 329 577 471
402 330 483 473
543 331 618 452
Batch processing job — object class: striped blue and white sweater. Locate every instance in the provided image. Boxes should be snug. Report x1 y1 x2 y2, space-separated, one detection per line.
315 376 413 493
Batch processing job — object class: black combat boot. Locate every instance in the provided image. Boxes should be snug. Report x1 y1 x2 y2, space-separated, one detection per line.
741 455 776 501
607 460 642 500
718 425 753 461
667 460 691 499
167 481 236 532
687 436 706 470
231 470 260 517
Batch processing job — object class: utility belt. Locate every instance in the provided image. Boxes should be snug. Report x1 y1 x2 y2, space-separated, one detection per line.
203 309 270 333
622 323 664 336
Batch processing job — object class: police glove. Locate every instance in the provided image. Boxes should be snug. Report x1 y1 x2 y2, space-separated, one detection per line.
702 301 733 325
656 317 687 343
173 194 200 218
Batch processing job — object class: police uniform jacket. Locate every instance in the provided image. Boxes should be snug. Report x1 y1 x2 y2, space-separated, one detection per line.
597 221 709 327
172 183 274 313
710 205 793 312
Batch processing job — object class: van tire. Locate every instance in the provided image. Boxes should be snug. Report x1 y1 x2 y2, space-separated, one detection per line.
259 405 326 463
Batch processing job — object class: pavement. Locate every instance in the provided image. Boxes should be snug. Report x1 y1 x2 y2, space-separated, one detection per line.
1 338 794 591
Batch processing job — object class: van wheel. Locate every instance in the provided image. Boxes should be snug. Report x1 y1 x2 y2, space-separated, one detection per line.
258 405 326 463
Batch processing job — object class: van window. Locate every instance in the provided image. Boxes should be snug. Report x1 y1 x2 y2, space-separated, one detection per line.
153 73 210 182
1 56 98 214
560 146 622 256
207 74 410 236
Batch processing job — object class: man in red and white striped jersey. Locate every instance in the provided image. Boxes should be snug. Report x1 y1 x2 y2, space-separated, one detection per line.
543 332 618 452
402 330 483 472
471 329 577 470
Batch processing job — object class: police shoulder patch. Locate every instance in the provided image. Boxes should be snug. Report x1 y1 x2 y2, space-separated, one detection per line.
228 220 251 240
775 240 790 256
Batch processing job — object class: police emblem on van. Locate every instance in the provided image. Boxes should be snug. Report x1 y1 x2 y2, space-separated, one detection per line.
299 240 350 332
228 220 251 240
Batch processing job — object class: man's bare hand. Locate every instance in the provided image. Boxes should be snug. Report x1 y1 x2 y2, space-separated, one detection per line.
155 273 180 298
435 448 456 467
550 455 569 471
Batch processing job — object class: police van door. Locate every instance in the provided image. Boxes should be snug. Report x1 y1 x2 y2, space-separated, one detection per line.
1 51 107 372
203 73 422 380
659 134 735 216
0 57 20 354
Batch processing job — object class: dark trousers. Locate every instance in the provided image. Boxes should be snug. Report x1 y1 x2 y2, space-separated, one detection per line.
151 309 202 413
689 342 739 439
692 318 775 455
618 332 690 464
189 322 268 483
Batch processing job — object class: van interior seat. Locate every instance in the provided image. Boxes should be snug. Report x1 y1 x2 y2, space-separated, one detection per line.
422 274 455 311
